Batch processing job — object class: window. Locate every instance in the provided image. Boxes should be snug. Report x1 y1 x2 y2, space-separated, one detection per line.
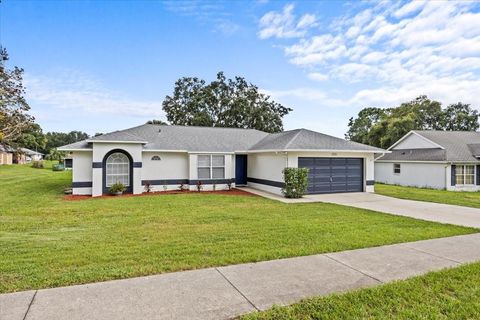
151 155 161 161
394 163 401 174
456 165 475 185
197 155 225 179
106 152 130 187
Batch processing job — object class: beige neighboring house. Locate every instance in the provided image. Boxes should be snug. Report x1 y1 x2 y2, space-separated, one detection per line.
0 144 13 165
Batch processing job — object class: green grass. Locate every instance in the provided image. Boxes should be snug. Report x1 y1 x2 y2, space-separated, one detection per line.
0 164 476 293
376 183 480 209
241 262 480 320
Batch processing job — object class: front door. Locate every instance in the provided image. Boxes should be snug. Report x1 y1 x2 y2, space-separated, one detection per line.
235 155 248 185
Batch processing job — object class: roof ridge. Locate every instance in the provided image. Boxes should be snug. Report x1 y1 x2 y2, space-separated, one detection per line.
284 129 304 149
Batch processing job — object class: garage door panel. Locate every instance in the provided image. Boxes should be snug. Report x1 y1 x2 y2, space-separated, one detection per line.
299 157 363 194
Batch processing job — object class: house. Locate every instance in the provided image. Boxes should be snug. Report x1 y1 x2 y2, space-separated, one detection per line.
58 124 384 197
375 130 480 191
0 144 13 165
21 148 44 162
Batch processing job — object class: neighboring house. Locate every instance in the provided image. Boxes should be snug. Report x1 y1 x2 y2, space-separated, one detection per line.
21 148 44 162
375 130 480 191
58 124 384 197
0 144 13 165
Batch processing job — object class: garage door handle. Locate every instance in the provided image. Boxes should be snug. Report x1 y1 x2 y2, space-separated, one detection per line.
330 177 333 182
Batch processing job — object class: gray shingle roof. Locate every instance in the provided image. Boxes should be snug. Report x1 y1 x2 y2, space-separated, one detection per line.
250 129 384 152
58 140 92 150
378 130 480 162
58 125 384 153
378 148 447 161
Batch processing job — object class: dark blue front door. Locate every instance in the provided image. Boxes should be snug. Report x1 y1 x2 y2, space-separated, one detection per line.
235 155 248 185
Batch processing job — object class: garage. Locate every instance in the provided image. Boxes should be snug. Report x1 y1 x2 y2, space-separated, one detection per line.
298 157 364 194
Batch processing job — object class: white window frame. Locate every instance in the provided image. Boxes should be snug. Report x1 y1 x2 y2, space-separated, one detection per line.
455 164 475 186
393 163 401 174
197 155 225 179
106 153 130 187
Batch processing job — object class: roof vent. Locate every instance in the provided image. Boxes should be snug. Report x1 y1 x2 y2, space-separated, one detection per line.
158 129 161 133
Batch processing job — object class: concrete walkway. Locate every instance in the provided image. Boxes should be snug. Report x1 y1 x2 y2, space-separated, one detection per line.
240 187 480 229
2 233 480 320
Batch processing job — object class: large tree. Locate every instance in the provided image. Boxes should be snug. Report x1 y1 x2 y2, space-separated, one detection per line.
346 96 479 149
162 72 292 133
14 123 47 152
0 48 34 145
44 131 89 153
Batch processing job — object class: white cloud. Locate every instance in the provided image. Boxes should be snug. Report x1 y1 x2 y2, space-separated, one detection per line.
258 1 480 111
258 4 317 39
25 70 164 118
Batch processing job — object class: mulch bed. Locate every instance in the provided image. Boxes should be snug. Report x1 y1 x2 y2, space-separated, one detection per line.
63 188 257 201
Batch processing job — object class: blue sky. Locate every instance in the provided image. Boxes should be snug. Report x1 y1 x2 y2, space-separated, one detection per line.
3 1 480 137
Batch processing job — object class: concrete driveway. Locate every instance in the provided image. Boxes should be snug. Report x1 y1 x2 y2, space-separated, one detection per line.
307 192 480 228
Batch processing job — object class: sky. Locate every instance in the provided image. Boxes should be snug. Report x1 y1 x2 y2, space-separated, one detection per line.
2 0 480 138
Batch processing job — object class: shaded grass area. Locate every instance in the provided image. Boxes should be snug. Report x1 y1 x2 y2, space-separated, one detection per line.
376 183 480 209
242 262 480 320
0 164 476 293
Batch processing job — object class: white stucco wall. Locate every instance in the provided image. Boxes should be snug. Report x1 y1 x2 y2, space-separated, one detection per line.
394 133 438 150
71 151 93 195
375 161 447 189
142 152 189 192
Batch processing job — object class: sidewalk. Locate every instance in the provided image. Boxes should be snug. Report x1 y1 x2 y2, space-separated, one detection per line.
2 233 480 320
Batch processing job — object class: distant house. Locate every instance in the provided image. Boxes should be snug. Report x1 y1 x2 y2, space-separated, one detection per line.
58 124 384 197
0 144 13 165
21 148 44 162
375 130 480 191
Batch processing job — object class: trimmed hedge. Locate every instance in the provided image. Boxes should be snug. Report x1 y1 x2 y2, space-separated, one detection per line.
282 167 309 198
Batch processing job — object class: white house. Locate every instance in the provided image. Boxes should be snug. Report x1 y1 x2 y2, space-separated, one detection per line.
375 130 480 191
58 124 384 197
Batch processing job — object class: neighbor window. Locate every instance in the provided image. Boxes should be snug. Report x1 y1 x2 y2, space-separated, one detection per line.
394 163 401 174
197 155 225 179
456 165 475 185
106 152 130 187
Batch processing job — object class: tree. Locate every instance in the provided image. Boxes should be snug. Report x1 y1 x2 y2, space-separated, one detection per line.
146 119 168 125
346 96 479 149
14 123 47 152
45 148 66 162
0 48 34 145
44 131 89 154
162 72 292 133
440 103 479 131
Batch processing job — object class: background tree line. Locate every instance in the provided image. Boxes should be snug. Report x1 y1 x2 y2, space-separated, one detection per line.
346 95 479 149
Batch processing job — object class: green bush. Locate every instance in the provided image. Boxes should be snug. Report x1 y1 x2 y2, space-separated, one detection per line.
109 183 126 194
31 161 44 169
282 167 309 198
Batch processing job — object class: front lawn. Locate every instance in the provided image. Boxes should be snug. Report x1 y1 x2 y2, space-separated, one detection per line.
376 183 480 209
242 262 480 320
0 164 476 293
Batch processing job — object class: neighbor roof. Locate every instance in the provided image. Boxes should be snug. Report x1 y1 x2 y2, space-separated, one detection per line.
378 130 480 162
58 124 385 153
20 148 43 156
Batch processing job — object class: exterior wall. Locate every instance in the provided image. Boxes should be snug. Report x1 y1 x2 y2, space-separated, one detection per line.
247 152 287 195
375 161 447 189
394 134 438 150
92 143 144 196
70 151 93 195
0 152 12 165
142 152 189 192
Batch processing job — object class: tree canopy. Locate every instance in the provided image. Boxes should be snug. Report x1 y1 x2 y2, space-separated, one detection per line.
346 96 479 149
162 72 292 133
0 48 34 145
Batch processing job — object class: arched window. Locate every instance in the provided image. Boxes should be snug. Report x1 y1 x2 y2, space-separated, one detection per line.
106 152 130 187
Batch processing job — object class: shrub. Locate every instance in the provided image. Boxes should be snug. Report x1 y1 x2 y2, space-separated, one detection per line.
179 183 187 191
282 167 309 198
196 181 203 192
226 181 232 191
109 183 126 194
31 161 44 169
144 181 152 193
